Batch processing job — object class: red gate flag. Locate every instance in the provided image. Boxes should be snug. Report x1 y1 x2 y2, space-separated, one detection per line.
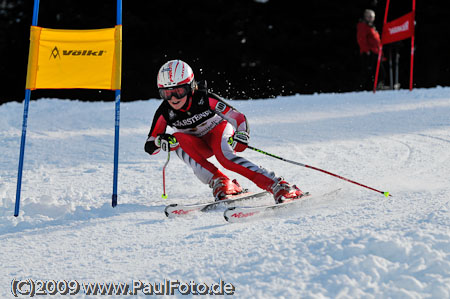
374 0 416 93
381 11 415 45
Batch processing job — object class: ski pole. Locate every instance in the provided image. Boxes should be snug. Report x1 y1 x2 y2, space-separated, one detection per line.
248 145 391 197
162 151 170 199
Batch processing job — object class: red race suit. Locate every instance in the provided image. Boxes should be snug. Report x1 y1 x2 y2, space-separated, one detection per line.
145 87 278 191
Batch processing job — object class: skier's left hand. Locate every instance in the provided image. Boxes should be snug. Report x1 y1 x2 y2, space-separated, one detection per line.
228 131 250 152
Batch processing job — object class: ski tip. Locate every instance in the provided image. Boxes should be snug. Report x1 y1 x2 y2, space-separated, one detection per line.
164 204 178 217
223 207 235 222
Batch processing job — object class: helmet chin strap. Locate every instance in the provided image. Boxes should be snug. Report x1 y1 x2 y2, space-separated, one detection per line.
180 96 192 112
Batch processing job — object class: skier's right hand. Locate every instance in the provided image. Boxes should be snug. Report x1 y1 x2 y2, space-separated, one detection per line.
155 134 179 152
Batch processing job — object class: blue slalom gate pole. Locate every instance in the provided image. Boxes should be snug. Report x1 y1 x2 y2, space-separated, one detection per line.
15 90 31 217
112 91 120 207
112 0 122 208
14 0 40 217
116 0 122 25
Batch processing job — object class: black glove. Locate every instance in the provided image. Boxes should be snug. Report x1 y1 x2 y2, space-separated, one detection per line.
155 134 179 152
228 131 250 152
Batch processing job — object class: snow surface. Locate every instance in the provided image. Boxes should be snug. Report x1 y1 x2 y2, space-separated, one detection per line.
1 87 450 298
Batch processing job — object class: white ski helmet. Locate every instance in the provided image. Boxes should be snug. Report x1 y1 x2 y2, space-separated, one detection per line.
157 60 195 88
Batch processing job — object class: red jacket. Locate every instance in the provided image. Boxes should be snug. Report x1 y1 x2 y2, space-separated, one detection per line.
145 89 247 155
357 21 381 54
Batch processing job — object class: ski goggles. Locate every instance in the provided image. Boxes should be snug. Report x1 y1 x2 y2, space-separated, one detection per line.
158 85 190 101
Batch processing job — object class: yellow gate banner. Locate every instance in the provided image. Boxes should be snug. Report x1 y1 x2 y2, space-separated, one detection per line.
26 25 122 90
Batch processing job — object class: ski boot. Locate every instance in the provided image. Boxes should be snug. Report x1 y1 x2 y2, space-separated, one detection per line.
271 179 303 204
210 173 243 201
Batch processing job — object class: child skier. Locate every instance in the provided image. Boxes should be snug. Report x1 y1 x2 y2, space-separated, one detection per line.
145 59 303 203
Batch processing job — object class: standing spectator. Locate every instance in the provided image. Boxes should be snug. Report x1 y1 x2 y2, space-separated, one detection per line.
357 9 385 90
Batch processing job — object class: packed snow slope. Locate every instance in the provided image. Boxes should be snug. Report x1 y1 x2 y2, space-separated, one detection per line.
1 87 449 298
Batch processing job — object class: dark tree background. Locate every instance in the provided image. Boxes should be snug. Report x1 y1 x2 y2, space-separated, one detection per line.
0 0 448 104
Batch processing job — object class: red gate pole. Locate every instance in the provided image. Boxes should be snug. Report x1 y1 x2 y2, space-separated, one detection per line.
373 0 391 93
409 0 416 91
